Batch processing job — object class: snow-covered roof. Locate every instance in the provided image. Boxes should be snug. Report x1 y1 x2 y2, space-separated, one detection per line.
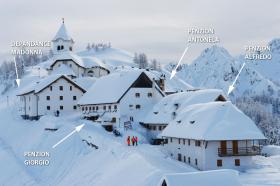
160 101 266 141
158 169 242 186
73 77 96 90
51 64 76 76
143 89 226 124
17 74 86 96
78 69 164 105
52 23 73 41
50 52 109 70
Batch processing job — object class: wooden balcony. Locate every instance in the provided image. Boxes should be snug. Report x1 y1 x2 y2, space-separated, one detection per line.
218 146 261 157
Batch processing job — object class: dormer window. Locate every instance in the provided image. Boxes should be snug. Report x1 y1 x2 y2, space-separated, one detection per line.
61 45 64 50
57 46 61 51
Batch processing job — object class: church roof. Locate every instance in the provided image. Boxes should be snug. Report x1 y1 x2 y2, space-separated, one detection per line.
52 22 73 42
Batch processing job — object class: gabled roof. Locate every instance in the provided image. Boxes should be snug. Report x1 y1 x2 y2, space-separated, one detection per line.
160 101 266 141
49 52 109 71
143 89 226 124
17 75 86 96
52 23 73 42
78 69 164 105
158 169 242 186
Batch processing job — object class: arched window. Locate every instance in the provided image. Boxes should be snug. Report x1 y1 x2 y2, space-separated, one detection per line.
57 46 61 50
87 70 94 77
61 45 64 50
69 46 73 51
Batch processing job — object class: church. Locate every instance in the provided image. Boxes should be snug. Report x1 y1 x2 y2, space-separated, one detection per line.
46 20 110 78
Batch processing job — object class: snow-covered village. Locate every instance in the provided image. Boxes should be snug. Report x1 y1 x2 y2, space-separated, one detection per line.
1 1 280 186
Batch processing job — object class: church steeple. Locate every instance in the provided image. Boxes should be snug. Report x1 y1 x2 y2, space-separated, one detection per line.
52 19 74 54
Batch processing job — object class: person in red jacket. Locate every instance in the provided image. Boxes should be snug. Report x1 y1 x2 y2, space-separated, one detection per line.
127 136 131 146
131 136 135 146
135 136 138 146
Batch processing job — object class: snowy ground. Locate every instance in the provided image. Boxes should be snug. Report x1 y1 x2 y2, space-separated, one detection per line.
0 90 280 185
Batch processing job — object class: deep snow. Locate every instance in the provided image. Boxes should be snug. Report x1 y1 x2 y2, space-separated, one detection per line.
1 88 280 185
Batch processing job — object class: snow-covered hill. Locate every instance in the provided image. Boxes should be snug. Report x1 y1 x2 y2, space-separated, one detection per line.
173 44 280 98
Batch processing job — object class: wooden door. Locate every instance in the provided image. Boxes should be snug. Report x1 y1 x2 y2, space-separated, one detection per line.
232 140 238 154
220 141 227 155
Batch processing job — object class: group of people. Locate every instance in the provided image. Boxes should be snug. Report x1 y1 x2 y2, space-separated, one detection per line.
127 136 138 146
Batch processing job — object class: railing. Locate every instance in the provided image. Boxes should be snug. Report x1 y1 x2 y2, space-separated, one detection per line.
218 146 261 157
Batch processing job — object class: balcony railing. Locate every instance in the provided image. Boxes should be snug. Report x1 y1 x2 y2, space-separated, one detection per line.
218 146 261 157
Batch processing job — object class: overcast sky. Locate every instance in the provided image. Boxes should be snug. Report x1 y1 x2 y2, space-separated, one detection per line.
0 0 280 63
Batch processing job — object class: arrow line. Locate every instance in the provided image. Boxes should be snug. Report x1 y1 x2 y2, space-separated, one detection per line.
170 46 189 79
52 124 84 149
227 62 246 95
13 57 20 87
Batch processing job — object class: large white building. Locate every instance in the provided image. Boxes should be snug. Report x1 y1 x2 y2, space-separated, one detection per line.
47 21 110 78
78 69 165 131
141 89 227 144
17 74 87 120
160 101 266 171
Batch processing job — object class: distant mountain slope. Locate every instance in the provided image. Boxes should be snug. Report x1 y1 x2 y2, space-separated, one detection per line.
172 44 280 98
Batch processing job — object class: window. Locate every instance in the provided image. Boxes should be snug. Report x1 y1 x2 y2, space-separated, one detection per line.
195 140 201 147
148 92 152 97
69 64 72 68
96 106 99 110
50 86 52 91
135 93 140 97
69 46 72 51
61 45 64 50
136 105 141 109
188 139 190 146
47 106 50 110
159 126 162 131
29 96 30 101
60 106 63 110
235 159 240 166
217 159 223 167
73 96 77 100
85 107 88 111
70 86 72 91
178 138 181 144
57 46 60 50
46 96 50 100
108 105 111 110
114 105 117 110
92 107 95 111
188 157 191 164
60 96 63 100
59 86 63 91
184 156 186 163
103 105 106 110
170 138 173 143
28 106 30 110
183 139 186 145
89 107 91 111
195 159 198 166
73 105 77 110
82 107 84 111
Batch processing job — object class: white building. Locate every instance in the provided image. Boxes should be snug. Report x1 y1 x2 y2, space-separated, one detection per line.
141 89 227 144
47 21 110 78
160 101 266 171
78 69 165 131
17 74 87 120
158 169 242 186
